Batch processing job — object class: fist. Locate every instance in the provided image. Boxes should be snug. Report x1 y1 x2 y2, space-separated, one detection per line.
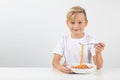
95 43 105 53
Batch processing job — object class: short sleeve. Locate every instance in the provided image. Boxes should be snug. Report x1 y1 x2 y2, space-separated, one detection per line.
52 38 64 56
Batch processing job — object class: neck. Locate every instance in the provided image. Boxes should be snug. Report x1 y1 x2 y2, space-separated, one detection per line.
71 33 85 39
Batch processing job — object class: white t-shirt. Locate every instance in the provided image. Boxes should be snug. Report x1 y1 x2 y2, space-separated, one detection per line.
52 34 98 65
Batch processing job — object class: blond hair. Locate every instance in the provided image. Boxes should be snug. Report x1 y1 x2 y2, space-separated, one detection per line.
66 6 87 21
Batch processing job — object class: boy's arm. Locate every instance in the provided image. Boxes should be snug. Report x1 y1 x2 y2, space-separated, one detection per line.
93 43 105 69
52 54 72 73
93 53 103 69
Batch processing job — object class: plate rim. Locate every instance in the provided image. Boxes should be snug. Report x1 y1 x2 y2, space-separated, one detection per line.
67 63 97 73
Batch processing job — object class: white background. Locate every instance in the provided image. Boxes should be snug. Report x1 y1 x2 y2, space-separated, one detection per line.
0 0 120 68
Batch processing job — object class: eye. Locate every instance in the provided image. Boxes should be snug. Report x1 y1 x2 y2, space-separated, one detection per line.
71 22 75 24
78 22 82 24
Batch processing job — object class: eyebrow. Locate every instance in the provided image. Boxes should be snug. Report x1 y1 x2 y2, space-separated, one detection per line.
70 20 86 22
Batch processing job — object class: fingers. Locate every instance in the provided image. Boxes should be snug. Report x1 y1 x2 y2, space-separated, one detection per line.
95 43 105 48
60 64 73 74
98 43 105 48
62 63 67 67
95 42 105 53
63 68 73 74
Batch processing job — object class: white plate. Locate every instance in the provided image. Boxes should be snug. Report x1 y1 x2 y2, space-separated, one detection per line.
67 63 96 74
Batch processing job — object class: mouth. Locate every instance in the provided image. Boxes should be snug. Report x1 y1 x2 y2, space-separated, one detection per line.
73 29 80 31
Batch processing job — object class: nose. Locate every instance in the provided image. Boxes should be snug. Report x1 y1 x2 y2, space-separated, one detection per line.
74 23 79 28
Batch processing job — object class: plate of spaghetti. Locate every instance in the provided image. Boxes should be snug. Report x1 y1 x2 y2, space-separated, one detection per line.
67 63 96 73
67 45 96 73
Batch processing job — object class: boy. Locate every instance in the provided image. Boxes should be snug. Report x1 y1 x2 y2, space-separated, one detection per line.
52 6 105 74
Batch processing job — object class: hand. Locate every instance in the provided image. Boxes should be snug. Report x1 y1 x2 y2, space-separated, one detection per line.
59 64 73 74
95 43 105 53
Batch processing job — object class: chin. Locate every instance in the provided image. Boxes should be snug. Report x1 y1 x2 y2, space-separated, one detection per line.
73 33 81 35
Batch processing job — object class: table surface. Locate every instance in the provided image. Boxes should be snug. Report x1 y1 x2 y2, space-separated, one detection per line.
0 67 120 80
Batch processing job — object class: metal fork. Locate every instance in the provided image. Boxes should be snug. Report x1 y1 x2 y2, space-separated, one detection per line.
79 43 98 45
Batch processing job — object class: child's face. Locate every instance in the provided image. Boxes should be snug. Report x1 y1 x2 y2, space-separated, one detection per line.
67 13 88 35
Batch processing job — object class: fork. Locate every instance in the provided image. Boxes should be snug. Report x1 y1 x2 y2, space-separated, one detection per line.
79 43 98 45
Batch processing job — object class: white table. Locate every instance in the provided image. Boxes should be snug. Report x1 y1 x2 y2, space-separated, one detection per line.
0 67 120 80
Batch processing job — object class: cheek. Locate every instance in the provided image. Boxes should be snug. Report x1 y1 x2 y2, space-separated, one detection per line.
68 25 73 29
70 28 73 31
81 25 86 29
